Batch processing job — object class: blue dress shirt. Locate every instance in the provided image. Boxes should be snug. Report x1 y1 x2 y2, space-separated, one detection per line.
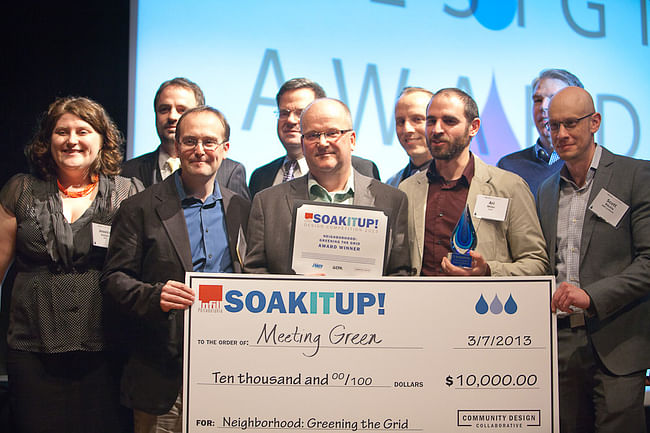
174 172 233 273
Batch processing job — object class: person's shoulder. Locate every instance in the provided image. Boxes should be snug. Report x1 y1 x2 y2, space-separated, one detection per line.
385 167 405 187
478 159 532 196
256 175 300 199
0 173 36 210
398 170 427 193
251 156 284 175
219 158 243 172
368 176 407 199
606 148 649 168
123 149 157 165
222 185 250 205
121 176 171 207
352 155 380 179
2 173 33 190
121 148 158 176
497 146 535 166
113 174 144 191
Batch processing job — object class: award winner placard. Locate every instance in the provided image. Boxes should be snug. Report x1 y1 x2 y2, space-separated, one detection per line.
182 274 559 432
290 202 389 276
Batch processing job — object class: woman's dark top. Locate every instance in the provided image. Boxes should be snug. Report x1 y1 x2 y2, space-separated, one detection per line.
0 173 142 353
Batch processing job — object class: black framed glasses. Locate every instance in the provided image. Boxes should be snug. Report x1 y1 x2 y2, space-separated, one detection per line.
548 112 594 132
301 129 353 144
180 137 226 150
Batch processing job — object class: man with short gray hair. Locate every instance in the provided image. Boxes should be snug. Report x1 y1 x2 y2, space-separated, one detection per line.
498 69 583 198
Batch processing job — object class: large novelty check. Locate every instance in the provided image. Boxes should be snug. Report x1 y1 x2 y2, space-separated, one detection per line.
183 275 558 432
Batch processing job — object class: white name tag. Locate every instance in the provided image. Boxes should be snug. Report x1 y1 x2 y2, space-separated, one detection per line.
588 189 628 228
473 195 509 221
92 223 111 248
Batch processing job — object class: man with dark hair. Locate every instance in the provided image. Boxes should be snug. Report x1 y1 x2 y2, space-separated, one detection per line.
122 77 251 199
245 98 410 275
102 106 250 433
386 87 433 187
537 86 650 433
248 78 380 198
498 68 583 198
400 88 548 276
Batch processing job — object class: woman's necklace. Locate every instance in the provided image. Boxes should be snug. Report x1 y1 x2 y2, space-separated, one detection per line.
57 175 99 198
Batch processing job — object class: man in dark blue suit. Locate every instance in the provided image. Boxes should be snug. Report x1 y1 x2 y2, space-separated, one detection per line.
498 69 582 198
248 78 380 198
122 77 250 199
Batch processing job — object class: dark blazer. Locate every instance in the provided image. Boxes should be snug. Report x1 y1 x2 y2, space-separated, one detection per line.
248 155 381 198
100 174 250 414
244 171 410 276
537 147 650 375
122 146 251 200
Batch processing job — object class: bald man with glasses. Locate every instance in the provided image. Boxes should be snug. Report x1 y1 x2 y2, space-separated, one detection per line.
537 86 650 433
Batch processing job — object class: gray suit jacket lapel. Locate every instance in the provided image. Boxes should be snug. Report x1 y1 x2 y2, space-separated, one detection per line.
155 177 193 272
580 148 615 268
353 171 376 207
541 174 561 276
285 175 310 215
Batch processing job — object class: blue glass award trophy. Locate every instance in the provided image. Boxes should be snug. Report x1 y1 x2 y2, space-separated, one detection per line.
450 204 477 268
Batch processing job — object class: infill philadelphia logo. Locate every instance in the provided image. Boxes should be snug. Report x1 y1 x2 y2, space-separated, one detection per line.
198 284 223 312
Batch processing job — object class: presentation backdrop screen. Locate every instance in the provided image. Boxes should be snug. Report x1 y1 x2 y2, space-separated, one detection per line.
129 0 649 180
130 0 649 399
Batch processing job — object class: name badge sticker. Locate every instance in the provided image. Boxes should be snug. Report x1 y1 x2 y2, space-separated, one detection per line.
473 195 509 221
92 223 111 248
588 189 629 228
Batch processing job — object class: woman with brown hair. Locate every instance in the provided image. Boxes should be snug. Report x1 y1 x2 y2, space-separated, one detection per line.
0 96 142 432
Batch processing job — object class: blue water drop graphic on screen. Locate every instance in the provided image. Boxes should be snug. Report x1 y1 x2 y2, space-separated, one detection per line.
504 294 518 314
490 295 503 314
473 0 517 31
475 294 488 314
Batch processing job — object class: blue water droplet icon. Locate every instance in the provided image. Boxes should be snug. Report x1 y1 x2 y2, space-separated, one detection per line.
475 294 488 314
504 294 518 314
490 295 503 314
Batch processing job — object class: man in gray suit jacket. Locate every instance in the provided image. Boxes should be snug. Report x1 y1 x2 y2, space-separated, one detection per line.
537 86 650 433
122 77 250 199
245 98 410 275
102 106 250 432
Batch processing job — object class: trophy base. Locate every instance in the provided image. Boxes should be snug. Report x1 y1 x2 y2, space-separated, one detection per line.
450 252 472 268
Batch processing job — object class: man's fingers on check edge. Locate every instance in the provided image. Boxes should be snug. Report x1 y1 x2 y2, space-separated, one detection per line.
164 281 194 297
162 291 194 304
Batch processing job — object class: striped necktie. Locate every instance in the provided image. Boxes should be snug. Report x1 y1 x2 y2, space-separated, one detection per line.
282 160 298 182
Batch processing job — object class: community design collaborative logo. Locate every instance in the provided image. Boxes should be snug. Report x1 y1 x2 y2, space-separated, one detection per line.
475 294 517 315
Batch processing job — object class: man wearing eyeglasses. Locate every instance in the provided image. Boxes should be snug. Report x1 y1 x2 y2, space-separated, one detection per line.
537 86 650 433
102 106 250 433
498 69 583 199
247 78 380 198
244 98 410 275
